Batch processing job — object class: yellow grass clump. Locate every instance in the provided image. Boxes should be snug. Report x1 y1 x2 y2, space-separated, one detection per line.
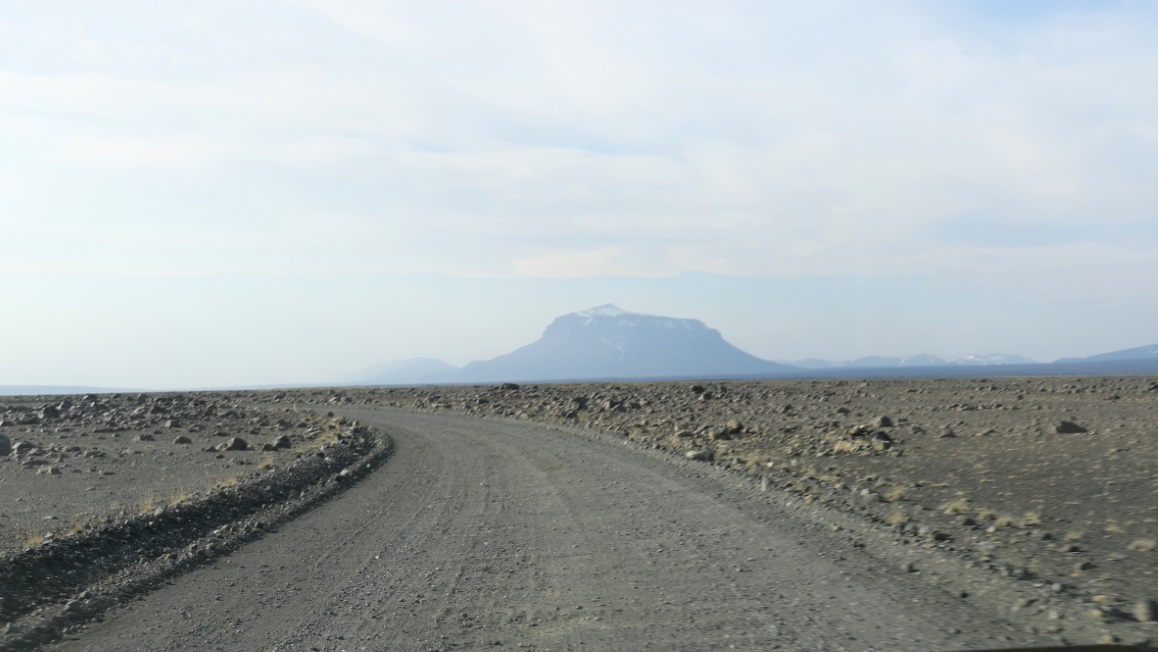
1127 539 1156 552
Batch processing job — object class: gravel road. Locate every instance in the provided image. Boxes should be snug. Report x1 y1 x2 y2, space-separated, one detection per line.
48 409 1049 652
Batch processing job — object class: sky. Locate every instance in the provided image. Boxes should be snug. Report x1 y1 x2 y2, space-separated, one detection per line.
2 0 1157 389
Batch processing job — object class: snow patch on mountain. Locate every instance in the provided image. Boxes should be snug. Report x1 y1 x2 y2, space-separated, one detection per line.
574 304 628 318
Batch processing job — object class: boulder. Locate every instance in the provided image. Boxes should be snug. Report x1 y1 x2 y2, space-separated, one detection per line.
218 437 248 452
0 433 9 456
263 434 292 451
1056 420 1088 434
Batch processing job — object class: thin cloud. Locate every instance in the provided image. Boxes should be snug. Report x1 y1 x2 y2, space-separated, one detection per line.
1 0 1155 293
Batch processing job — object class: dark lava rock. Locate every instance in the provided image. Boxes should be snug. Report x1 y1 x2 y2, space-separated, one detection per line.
173 435 193 445
1056 420 1088 434
219 437 248 452
263 434 292 451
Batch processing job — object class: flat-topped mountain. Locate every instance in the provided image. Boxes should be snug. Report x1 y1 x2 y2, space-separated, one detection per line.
455 305 794 383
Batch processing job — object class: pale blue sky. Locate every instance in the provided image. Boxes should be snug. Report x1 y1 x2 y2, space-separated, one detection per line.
2 1 1156 388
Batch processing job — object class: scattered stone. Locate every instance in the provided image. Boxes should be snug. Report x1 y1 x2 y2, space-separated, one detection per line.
36 465 61 476
1134 598 1158 623
1056 420 1088 434
173 435 193 445
873 416 893 428
165 419 180 428
134 434 155 442
1011 598 1035 613
0 433 9 456
218 437 248 452
263 434 293 451
685 450 712 462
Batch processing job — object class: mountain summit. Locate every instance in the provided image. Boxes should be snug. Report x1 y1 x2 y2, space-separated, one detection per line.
455 305 792 383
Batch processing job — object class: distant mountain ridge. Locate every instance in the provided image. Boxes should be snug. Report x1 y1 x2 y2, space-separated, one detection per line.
355 306 1157 386
353 358 458 384
1056 343 1158 364
787 353 1036 369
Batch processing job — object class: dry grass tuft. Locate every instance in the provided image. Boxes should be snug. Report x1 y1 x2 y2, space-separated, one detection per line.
1020 511 1043 527
214 475 241 490
68 517 89 536
1063 530 1084 542
24 530 44 548
941 498 971 515
169 485 192 506
887 507 908 526
1127 538 1156 552
885 487 907 502
137 490 161 514
994 514 1017 528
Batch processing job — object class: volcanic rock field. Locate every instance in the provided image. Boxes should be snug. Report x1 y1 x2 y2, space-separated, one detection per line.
275 376 1158 639
2 375 1157 648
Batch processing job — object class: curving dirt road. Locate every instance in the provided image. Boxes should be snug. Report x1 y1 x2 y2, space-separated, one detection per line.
48 409 1048 651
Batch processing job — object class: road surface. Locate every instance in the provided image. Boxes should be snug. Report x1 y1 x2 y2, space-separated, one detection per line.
50 409 1044 651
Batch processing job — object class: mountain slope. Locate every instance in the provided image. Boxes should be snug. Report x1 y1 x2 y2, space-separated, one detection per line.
456 305 793 382
1056 343 1158 363
353 358 459 385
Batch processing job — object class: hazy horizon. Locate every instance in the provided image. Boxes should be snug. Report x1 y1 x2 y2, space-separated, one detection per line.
3 1 1157 389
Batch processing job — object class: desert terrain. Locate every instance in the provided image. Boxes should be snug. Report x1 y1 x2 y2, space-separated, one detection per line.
1 376 1156 650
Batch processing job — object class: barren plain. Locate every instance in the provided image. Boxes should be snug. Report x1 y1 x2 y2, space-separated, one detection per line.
0 375 1155 650
275 376 1158 641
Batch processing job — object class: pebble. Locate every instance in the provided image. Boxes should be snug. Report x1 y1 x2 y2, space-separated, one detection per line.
1135 598 1158 623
